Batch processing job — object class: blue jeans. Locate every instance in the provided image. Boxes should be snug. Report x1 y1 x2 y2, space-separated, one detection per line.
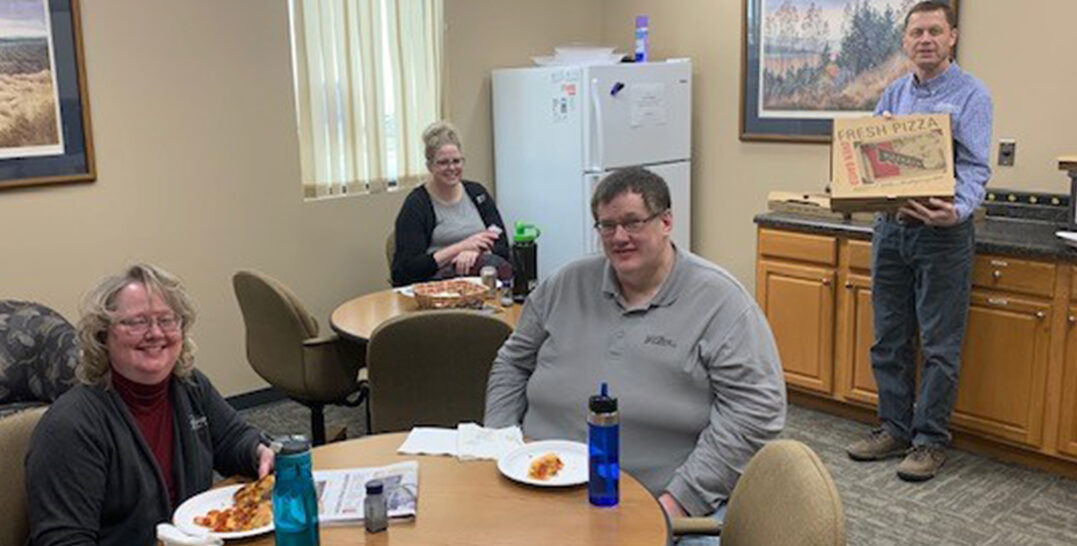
870 216 974 447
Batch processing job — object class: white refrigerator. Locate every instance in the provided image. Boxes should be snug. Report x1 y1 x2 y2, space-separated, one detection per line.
492 61 692 280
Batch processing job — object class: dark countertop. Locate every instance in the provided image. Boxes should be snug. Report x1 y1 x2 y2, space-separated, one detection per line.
754 211 1077 262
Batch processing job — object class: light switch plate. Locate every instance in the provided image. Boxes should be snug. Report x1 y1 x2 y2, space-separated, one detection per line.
999 139 1016 166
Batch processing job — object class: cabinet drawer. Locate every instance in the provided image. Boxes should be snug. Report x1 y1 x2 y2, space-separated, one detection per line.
972 255 1055 298
758 229 837 266
846 239 872 271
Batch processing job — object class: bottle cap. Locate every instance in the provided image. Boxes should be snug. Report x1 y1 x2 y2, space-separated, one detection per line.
513 221 541 243
365 479 384 495
277 434 311 455
589 382 617 413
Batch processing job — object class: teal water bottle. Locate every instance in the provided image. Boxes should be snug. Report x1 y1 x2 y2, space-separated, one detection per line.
273 435 320 546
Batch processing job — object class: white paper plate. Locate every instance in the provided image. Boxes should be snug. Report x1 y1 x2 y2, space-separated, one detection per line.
172 484 273 540
497 440 589 487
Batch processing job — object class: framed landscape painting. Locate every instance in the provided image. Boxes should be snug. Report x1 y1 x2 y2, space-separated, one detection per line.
0 0 93 189
740 0 959 143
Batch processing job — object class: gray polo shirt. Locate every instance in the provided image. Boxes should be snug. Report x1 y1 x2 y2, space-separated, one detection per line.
484 246 786 516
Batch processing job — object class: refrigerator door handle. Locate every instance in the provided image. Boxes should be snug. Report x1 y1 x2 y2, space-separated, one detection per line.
589 78 604 172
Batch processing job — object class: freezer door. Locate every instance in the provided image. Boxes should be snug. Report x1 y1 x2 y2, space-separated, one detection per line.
583 62 692 171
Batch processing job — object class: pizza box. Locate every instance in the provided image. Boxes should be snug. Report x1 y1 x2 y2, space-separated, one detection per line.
829 113 954 212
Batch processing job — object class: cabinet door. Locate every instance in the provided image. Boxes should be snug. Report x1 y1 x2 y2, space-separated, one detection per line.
836 273 878 406
951 292 1051 447
756 260 836 395
1057 305 1077 457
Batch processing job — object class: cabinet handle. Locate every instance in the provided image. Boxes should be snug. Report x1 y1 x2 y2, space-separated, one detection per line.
990 259 1009 267
992 270 1002 280
844 281 852 289
821 278 831 286
1036 311 1046 320
987 297 1008 306
1069 315 1076 325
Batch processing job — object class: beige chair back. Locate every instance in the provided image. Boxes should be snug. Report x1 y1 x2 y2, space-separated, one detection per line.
0 407 47 546
233 270 322 398
366 310 512 433
721 439 845 546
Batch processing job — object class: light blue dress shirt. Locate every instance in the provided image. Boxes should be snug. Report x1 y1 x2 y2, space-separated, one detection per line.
874 62 993 221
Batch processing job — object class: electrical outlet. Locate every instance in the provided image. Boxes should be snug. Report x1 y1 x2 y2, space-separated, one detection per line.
999 139 1016 166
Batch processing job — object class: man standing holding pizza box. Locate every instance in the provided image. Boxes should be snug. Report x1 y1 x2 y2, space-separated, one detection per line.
845 1 993 481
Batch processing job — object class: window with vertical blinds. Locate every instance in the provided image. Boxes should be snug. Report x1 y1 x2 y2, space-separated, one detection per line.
289 0 444 199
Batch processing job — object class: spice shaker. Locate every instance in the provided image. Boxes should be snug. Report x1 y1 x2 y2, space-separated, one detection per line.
364 479 388 533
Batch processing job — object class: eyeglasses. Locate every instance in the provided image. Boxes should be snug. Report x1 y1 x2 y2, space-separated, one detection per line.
433 157 465 168
113 314 183 336
593 210 666 236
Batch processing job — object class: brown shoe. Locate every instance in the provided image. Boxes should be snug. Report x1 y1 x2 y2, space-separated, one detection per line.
846 428 910 461
897 445 946 481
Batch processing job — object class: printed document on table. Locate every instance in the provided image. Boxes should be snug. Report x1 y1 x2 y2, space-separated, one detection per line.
313 461 419 524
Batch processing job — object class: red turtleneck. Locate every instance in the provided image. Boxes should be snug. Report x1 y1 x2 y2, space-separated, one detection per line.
112 370 175 504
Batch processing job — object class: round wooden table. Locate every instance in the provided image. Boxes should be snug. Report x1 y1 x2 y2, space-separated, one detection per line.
330 288 523 342
240 432 671 545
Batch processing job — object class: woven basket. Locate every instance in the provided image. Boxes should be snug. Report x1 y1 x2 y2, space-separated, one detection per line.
412 279 489 309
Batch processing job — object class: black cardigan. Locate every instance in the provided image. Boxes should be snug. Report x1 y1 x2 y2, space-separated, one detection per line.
391 181 510 286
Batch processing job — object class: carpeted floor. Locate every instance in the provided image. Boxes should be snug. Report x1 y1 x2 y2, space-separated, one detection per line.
240 400 1077 545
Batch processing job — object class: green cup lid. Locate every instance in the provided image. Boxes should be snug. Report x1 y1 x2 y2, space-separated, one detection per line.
513 221 541 243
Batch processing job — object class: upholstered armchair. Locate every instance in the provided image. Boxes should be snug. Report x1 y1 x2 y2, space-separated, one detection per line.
0 300 79 417
233 271 369 445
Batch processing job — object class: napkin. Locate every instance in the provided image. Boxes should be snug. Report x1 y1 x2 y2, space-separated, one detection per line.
156 523 223 546
456 423 524 460
396 423 524 460
396 426 459 456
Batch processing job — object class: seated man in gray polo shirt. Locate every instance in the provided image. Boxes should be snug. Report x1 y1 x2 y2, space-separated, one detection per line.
484 167 786 521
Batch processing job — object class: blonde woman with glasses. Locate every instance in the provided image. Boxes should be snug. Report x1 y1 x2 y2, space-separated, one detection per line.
25 264 274 546
390 121 512 286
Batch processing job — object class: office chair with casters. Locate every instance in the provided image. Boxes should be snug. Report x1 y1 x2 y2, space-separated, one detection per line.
0 406 47 546
233 270 369 445
671 439 845 546
365 309 512 433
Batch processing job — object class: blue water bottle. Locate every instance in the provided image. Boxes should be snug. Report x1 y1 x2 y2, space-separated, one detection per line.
273 435 320 546
588 382 619 507
634 15 649 63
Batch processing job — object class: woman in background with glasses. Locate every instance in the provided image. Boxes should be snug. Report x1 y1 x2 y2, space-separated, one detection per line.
25 264 273 546
390 120 512 286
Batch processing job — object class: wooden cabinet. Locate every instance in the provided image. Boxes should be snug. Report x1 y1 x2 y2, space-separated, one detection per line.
835 272 878 406
951 291 1052 447
757 260 836 394
1057 305 1077 457
756 229 838 395
757 224 1077 474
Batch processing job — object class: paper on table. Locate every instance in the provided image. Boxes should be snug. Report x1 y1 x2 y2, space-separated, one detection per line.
396 424 524 461
457 423 524 461
397 427 458 456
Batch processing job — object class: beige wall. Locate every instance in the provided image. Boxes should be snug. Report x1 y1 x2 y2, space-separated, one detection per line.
453 0 1077 293
2 1 1075 395
443 0 603 188
0 1 407 395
